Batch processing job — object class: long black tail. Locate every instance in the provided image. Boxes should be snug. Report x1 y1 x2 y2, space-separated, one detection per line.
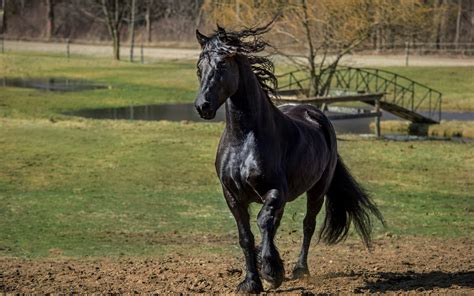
319 155 385 248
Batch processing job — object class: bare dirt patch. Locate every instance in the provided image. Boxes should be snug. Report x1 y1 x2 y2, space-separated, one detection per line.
1 236 473 294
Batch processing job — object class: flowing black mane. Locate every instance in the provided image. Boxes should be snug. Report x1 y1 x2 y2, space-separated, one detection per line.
202 24 278 98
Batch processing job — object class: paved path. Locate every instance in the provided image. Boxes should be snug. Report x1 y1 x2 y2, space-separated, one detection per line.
4 40 474 67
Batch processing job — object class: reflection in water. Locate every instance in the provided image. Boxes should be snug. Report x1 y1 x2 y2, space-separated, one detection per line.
0 77 108 92
69 104 381 134
68 103 474 135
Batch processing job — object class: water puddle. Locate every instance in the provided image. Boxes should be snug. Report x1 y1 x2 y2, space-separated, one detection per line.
382 134 473 143
64 104 378 134
69 103 376 133
1 77 108 92
67 103 473 136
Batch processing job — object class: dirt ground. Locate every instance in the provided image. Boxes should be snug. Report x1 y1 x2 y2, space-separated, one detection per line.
1 236 473 294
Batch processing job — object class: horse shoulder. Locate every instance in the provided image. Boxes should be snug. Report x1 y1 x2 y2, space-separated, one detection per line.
217 131 278 201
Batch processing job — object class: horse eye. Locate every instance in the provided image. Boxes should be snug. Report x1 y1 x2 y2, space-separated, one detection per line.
216 61 227 69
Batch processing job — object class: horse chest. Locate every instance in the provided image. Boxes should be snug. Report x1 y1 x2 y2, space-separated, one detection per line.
218 133 267 200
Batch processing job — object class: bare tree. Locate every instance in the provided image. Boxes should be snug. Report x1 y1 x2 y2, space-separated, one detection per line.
129 0 136 62
205 0 376 97
74 0 128 60
1 0 7 35
100 0 128 60
145 0 151 42
46 0 54 40
454 0 462 49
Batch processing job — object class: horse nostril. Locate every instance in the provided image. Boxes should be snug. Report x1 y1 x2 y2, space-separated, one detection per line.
201 102 211 112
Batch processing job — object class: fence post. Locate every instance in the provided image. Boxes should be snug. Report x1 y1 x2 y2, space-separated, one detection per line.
1 34 4 54
405 41 409 67
66 38 70 59
375 98 381 138
140 43 144 64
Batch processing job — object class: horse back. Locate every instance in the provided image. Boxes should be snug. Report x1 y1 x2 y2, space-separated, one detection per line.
278 104 336 150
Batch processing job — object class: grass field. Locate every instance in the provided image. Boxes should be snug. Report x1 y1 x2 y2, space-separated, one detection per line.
1 52 473 117
0 52 473 259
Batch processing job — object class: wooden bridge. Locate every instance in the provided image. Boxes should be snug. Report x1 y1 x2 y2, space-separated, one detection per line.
275 66 442 125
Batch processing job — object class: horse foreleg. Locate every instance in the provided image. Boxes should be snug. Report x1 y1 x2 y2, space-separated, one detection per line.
257 188 286 289
292 186 325 279
223 188 263 293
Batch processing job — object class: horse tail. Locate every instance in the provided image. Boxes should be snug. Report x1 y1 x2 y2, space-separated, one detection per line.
319 155 385 248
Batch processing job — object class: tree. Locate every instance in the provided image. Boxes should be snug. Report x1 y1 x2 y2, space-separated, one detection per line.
100 0 128 60
204 0 377 97
454 0 462 49
129 0 136 62
1 0 7 35
46 0 55 40
74 0 128 60
144 0 152 42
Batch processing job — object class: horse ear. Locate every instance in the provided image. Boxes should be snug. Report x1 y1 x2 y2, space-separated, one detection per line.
217 24 225 34
196 30 209 48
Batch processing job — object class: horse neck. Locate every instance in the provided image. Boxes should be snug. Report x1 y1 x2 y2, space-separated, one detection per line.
225 56 277 137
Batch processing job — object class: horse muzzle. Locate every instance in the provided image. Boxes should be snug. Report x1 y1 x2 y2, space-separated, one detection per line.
195 100 217 120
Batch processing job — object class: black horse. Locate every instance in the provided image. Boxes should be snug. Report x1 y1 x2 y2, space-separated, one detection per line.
194 24 384 293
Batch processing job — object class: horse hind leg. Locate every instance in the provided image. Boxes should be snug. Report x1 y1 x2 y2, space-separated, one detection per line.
292 184 326 279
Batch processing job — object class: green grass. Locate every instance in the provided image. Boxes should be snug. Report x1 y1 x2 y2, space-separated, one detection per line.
0 52 473 258
1 118 472 258
1 52 473 118
0 52 199 119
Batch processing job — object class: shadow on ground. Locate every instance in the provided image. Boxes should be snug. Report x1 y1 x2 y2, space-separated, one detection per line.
359 271 474 293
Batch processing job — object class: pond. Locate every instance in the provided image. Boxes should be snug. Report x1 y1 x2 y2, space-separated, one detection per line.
0 77 108 92
67 103 474 135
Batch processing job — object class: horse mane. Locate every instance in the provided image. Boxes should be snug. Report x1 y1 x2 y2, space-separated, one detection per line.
206 22 278 98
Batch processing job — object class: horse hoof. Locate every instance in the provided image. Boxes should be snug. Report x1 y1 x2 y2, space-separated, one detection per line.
261 256 285 289
291 266 310 279
236 277 263 294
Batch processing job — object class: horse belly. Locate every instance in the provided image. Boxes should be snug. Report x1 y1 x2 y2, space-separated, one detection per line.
285 128 331 200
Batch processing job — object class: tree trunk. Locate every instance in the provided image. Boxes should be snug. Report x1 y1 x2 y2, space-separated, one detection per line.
1 0 7 35
194 0 203 29
470 0 474 44
235 0 240 21
129 0 136 62
454 0 462 50
46 0 54 40
440 0 449 47
376 27 383 52
432 0 442 49
101 0 125 60
301 0 318 97
113 29 120 60
145 0 151 43
308 68 318 97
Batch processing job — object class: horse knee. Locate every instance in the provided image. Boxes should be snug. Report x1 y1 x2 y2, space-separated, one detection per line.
257 210 271 230
257 206 283 231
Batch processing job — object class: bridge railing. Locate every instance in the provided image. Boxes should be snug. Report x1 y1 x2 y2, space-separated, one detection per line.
276 67 442 123
276 70 310 92
328 67 442 122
